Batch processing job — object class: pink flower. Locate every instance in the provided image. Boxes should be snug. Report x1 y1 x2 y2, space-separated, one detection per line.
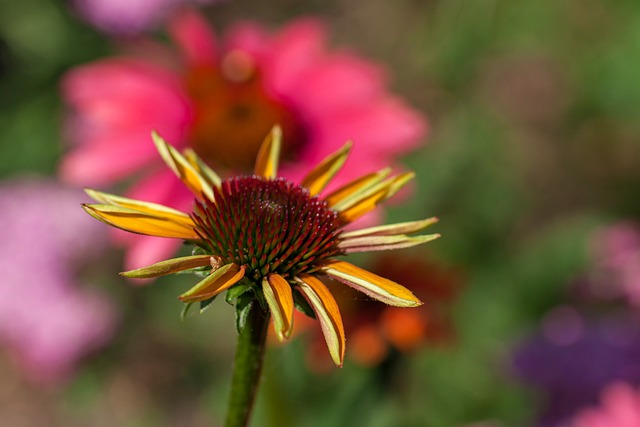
590 222 640 306
72 0 222 35
570 382 640 427
60 10 427 270
0 178 118 383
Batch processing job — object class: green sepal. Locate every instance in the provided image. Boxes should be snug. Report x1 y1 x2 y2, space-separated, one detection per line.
181 302 194 321
225 281 254 305
235 294 255 334
293 288 316 319
199 295 216 313
181 296 216 319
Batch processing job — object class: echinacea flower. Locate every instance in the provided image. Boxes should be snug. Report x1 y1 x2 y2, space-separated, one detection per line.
62 9 427 270
82 128 439 365
569 382 640 427
0 178 117 383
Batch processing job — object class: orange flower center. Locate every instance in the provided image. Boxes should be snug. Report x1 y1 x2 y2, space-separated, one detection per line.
184 50 305 171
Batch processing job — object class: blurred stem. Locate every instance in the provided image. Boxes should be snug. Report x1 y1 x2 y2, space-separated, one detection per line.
224 302 270 427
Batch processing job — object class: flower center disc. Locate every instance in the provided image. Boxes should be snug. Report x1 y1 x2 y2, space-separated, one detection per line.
185 52 306 171
192 176 343 281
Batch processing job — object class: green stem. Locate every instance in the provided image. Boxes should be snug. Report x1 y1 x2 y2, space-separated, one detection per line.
224 302 270 427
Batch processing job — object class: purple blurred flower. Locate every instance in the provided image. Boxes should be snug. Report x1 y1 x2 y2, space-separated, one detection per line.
72 0 221 35
0 178 117 383
512 306 640 427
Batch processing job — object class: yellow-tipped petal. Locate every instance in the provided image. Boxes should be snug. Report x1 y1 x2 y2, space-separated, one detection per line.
334 171 416 223
120 255 213 279
82 204 199 239
152 131 214 200
296 274 346 366
382 171 415 201
183 148 221 188
341 217 439 239
339 233 441 253
300 142 352 196
262 274 294 341
337 186 389 223
85 189 191 222
325 168 391 208
179 263 245 303
254 126 282 178
321 260 422 307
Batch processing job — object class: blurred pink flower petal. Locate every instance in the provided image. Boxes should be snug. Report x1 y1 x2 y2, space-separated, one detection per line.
590 222 640 307
72 0 222 35
571 382 640 427
0 178 118 383
61 10 428 269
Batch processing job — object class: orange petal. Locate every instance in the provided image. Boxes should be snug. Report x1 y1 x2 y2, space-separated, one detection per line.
321 260 422 307
324 168 391 208
82 204 199 239
296 274 346 366
300 142 352 196
85 189 192 223
337 186 389 223
183 148 221 188
120 255 213 279
262 274 294 341
179 264 245 303
152 131 215 200
254 126 282 178
335 172 416 223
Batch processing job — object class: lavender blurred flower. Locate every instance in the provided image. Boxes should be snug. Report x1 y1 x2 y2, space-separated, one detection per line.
71 0 221 35
0 178 117 383
512 306 640 427
569 381 640 427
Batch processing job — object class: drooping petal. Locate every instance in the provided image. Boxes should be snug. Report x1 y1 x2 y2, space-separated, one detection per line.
183 148 221 188
321 260 422 307
121 255 213 279
262 274 294 341
325 168 391 209
152 131 215 200
300 141 352 196
341 217 439 238
82 204 199 239
179 264 245 303
296 274 346 366
254 126 282 178
339 233 441 253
